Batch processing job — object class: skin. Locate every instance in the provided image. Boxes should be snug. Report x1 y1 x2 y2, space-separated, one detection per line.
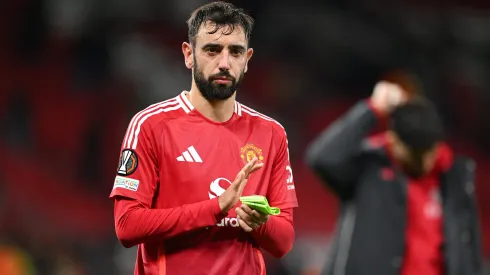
181 22 267 231
182 22 253 123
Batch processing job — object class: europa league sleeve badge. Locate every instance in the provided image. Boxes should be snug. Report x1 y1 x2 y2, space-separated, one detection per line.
117 149 139 176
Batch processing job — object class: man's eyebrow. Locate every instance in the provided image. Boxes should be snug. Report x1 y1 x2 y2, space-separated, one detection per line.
201 43 246 51
229 45 246 52
201 43 223 50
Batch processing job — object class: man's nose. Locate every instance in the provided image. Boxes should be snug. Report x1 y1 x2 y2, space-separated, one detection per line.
218 52 230 71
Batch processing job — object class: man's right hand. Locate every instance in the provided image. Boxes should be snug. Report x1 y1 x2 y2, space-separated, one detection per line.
218 157 264 214
370 81 409 115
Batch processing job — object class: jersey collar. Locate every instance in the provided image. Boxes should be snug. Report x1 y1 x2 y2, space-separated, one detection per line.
177 91 242 116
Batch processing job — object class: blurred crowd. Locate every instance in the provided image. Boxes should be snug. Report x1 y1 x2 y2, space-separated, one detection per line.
1 0 490 274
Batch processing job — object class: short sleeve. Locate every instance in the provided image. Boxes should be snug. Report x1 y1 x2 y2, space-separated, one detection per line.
109 117 159 208
267 130 298 210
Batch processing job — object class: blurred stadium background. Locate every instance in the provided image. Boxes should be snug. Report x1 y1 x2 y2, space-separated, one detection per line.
1 0 490 274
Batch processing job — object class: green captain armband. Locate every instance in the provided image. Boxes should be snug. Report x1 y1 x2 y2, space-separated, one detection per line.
239 195 281 215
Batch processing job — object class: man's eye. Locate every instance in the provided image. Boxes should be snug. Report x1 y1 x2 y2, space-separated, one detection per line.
230 48 244 56
206 48 218 54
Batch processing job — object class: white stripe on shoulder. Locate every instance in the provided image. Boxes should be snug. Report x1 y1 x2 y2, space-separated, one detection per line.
123 100 174 147
237 102 242 116
131 104 182 149
234 101 242 116
179 91 194 111
124 99 179 148
240 105 284 129
176 94 190 113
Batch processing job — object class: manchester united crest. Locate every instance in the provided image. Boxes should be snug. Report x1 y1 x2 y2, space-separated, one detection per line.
240 143 264 164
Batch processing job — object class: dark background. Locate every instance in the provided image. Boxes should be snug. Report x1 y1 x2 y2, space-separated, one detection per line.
1 0 490 274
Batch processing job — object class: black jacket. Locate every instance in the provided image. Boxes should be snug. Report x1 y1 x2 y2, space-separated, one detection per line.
305 101 482 275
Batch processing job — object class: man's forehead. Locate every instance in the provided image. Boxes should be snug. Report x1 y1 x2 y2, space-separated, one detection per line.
195 21 247 46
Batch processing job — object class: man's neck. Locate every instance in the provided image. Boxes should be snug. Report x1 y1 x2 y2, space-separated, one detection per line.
187 86 236 123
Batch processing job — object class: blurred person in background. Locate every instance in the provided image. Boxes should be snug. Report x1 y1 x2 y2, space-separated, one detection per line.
306 82 481 275
110 1 297 274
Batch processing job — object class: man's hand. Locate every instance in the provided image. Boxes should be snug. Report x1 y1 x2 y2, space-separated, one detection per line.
371 81 409 115
218 158 263 214
236 204 270 232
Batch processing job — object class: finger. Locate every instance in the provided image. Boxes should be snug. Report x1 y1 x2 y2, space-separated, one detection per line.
239 205 266 224
246 163 264 178
236 207 253 223
257 213 270 224
236 158 257 182
250 210 269 224
240 204 254 214
237 216 254 232
243 158 257 174
233 158 261 192
240 204 261 219
250 210 269 223
236 207 260 226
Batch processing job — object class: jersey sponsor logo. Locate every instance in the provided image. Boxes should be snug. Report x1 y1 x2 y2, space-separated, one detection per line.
208 178 232 199
208 178 239 227
240 143 264 164
217 217 239 227
117 149 138 176
113 176 140 191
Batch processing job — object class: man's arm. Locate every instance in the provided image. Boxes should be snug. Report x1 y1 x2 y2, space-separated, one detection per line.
250 208 294 258
306 82 407 200
244 128 298 258
305 100 381 199
114 197 226 248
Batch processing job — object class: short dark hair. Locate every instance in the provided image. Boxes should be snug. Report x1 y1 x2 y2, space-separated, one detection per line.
186 1 254 46
389 98 445 151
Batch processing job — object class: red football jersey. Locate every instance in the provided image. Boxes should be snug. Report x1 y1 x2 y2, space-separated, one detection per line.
110 91 298 275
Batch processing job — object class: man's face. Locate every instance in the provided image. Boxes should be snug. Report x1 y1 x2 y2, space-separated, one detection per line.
388 132 438 178
183 22 253 101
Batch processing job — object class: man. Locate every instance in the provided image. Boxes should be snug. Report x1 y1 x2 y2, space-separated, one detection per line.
306 82 481 275
110 2 298 274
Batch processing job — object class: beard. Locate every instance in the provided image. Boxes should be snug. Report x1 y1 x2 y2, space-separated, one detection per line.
193 60 245 101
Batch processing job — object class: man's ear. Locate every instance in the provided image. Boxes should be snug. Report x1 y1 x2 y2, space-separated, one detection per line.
244 47 253 73
182 42 193 69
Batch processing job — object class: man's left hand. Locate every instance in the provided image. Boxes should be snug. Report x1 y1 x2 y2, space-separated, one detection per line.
236 204 270 232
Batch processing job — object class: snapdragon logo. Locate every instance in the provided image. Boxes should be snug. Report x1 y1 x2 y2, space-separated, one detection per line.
209 178 239 227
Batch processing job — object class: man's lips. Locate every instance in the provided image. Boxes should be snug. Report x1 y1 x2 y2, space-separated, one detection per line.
212 77 233 84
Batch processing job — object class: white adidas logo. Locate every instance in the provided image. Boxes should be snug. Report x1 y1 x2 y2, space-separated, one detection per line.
176 146 203 163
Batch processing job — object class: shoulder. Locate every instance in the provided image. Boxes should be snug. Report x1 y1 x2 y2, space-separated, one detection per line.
128 97 186 131
122 97 186 149
239 103 287 139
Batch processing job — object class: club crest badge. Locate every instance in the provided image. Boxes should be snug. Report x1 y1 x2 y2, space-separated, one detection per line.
240 143 264 165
